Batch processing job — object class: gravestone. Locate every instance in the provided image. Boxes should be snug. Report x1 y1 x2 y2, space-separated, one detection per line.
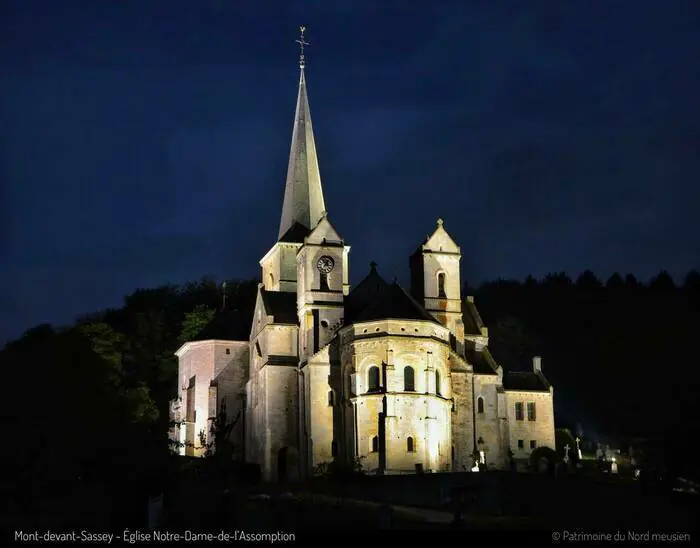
575 437 583 460
610 457 618 475
563 444 570 465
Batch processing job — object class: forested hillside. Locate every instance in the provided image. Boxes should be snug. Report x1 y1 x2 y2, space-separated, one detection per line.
3 270 698 527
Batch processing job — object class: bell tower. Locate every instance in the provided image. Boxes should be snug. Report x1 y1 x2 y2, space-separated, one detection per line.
410 218 465 355
297 215 349 361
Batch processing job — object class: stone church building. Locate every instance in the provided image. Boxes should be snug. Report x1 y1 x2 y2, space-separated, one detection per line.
171 54 556 481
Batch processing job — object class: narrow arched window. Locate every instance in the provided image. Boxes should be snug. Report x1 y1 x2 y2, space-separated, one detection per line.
328 390 334 407
368 366 380 392
438 272 446 298
371 436 379 453
435 369 441 396
269 272 274 287
407 436 415 452
404 366 415 391
477 396 484 414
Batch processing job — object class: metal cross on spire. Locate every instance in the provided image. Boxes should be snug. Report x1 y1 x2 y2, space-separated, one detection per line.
296 25 310 68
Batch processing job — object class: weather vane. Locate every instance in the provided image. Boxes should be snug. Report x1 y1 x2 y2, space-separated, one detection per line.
296 25 310 68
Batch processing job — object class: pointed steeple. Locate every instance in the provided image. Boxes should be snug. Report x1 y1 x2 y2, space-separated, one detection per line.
278 26 326 241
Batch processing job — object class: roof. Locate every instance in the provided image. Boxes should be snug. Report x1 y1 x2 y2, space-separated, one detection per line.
344 263 390 323
278 67 326 241
261 290 298 324
353 280 440 325
279 221 310 243
463 297 486 335
466 345 499 375
502 371 551 392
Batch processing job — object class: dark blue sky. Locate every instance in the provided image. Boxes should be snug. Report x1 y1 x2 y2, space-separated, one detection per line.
2 0 699 345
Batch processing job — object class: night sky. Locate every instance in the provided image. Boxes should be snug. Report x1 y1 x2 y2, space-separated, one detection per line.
2 1 699 346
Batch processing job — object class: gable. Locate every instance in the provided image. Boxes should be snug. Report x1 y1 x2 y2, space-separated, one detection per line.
250 287 298 339
423 221 460 254
250 286 267 339
305 215 343 245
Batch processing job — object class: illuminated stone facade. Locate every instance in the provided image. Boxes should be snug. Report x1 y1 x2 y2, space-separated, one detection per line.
171 63 556 480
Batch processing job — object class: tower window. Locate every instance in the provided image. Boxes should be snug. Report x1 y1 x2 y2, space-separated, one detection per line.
407 436 415 453
328 390 334 407
320 272 329 291
435 369 441 396
269 272 274 287
438 272 446 298
367 366 380 393
477 396 484 414
371 436 379 453
403 366 415 392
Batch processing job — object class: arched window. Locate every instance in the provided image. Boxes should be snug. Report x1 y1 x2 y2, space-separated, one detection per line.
328 390 334 407
438 272 446 298
403 366 415 391
435 369 441 396
371 436 379 453
477 396 484 414
269 272 274 287
407 436 415 452
367 366 380 392
320 272 329 291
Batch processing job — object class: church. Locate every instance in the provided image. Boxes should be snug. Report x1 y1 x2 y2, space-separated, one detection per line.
170 34 556 481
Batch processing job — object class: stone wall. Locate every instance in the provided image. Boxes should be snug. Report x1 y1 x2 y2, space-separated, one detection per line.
505 389 556 458
474 374 506 468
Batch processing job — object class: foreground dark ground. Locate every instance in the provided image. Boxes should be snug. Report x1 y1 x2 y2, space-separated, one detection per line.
162 468 698 534
5 466 697 540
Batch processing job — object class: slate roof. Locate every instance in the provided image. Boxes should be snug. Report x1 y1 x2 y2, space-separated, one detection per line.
278 221 310 243
463 297 486 335
466 345 499 375
503 371 551 392
353 281 440 325
261 289 298 324
344 264 391 323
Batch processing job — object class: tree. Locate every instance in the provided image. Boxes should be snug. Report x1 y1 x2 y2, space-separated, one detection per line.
489 315 541 369
179 304 216 345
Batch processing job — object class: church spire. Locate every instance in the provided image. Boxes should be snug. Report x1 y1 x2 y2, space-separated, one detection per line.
278 26 327 241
